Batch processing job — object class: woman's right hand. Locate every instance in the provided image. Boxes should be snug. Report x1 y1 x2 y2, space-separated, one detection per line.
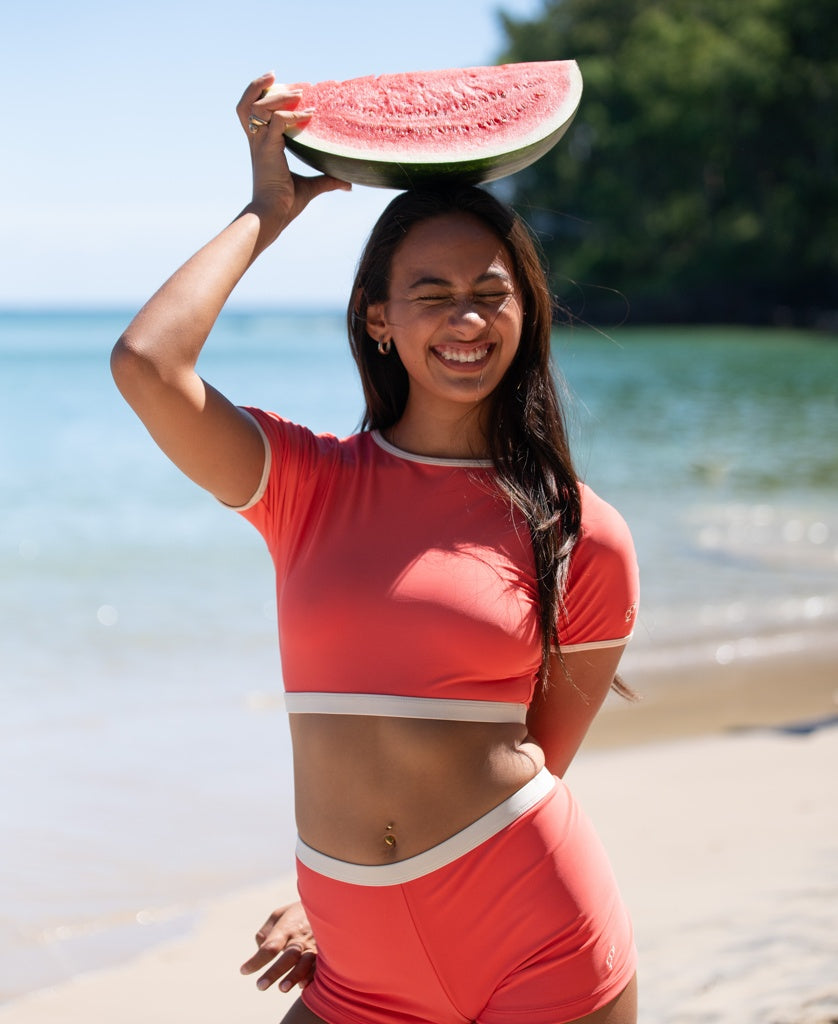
235 72 350 243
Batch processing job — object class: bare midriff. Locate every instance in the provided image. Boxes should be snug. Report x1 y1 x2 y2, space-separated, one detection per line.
289 715 546 865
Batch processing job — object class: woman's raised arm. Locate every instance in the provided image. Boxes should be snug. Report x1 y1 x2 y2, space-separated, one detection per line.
111 73 350 506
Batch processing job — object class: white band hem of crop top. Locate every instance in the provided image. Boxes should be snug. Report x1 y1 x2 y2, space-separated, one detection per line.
283 692 529 724
296 766 556 885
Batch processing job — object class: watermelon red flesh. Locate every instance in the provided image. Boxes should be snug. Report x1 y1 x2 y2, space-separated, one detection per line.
281 62 582 189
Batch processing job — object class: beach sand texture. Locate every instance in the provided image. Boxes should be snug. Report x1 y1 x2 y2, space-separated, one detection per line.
3 649 836 1024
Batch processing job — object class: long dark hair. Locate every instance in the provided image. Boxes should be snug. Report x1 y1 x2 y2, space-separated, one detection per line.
346 186 578 686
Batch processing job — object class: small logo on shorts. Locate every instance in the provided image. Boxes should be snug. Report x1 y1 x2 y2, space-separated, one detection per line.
606 945 616 971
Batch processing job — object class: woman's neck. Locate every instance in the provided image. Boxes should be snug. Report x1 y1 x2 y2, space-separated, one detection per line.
386 402 491 460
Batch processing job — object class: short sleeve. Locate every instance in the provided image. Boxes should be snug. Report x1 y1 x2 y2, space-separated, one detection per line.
556 484 639 652
228 407 340 558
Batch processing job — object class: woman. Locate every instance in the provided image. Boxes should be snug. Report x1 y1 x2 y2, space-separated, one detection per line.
112 73 639 1024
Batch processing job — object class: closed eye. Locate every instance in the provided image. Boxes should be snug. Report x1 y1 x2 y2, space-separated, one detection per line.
415 292 513 304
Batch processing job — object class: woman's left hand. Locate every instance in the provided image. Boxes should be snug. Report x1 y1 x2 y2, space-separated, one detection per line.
240 901 317 993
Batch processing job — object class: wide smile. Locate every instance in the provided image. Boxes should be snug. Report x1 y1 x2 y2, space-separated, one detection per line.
432 343 495 369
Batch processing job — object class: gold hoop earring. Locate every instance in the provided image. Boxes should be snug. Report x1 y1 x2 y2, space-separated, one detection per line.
377 337 392 356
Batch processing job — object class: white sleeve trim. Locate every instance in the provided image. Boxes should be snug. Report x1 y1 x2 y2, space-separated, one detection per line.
217 409 272 512
551 634 633 654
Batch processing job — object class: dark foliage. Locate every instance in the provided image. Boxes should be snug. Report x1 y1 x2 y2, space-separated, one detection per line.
497 0 838 325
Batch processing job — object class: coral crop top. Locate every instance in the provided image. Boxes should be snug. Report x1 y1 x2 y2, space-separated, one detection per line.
233 409 639 725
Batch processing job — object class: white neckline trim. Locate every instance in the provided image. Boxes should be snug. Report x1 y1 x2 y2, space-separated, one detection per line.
371 430 493 468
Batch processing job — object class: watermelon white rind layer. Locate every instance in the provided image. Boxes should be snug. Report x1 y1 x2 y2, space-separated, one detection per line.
282 62 582 189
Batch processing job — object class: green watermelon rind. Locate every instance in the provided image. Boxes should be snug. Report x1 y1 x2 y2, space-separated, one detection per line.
281 62 582 190
284 111 578 189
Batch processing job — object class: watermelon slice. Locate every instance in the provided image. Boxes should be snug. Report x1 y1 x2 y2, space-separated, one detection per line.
281 62 582 189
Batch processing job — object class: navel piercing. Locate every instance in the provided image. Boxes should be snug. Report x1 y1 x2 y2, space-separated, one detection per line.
384 823 397 848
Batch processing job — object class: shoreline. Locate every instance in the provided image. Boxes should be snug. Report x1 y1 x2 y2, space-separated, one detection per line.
3 641 837 1023
588 640 838 750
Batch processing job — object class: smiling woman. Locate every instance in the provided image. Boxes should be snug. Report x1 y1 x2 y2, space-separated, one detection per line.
365 212 524 451
109 73 639 1024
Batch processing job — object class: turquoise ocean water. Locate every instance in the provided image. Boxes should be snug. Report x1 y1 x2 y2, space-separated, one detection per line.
2 311 837 1003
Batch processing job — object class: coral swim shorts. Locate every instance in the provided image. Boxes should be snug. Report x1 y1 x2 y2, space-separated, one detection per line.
296 769 636 1024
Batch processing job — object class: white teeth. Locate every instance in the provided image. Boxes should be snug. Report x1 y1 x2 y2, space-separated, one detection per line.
436 346 490 363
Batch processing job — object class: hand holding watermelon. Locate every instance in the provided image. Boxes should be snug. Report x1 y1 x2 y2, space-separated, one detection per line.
235 72 351 240
238 62 582 195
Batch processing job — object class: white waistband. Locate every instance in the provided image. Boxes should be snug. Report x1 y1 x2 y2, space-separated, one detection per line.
295 767 556 886
283 692 528 725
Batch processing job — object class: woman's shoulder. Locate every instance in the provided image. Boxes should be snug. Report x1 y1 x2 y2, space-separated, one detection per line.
558 483 639 645
241 407 374 464
231 409 372 520
242 407 344 448
576 482 635 554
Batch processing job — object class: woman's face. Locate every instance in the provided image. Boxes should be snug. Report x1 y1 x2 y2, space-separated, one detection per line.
367 212 524 419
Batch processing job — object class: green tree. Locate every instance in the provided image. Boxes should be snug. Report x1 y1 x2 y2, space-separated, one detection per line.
498 0 838 324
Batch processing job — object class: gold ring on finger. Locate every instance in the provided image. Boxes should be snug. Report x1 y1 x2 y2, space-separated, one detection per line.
247 114 270 134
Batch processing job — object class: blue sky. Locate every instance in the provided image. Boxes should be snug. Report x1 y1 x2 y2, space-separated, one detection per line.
1 0 545 309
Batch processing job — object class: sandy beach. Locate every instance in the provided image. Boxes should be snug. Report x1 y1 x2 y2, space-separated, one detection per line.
3 644 837 1024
